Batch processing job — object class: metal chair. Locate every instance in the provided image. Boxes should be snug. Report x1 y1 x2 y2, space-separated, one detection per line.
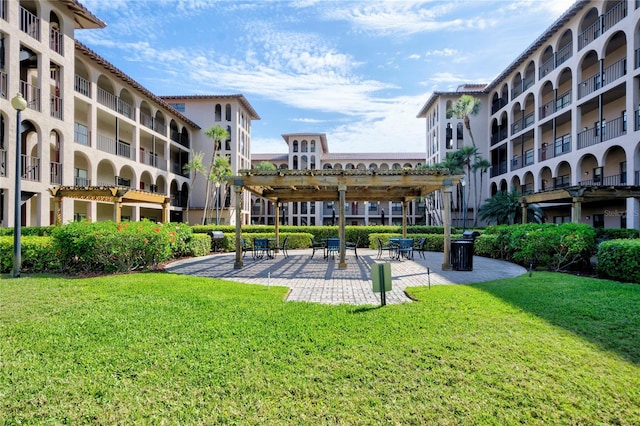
413 237 427 259
273 235 289 258
325 238 340 259
397 238 414 260
252 237 271 259
376 237 396 259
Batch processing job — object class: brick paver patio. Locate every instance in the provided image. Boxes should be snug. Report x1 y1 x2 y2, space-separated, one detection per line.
165 249 527 305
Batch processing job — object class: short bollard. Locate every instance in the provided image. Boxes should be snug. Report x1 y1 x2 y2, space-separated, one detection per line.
372 263 392 306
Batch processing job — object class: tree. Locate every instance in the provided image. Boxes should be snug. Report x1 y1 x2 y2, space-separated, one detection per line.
206 156 233 225
472 157 491 226
182 150 205 224
202 125 230 225
478 190 545 225
447 94 481 148
256 161 277 171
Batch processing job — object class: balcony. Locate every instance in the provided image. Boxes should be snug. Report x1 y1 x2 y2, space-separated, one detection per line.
50 95 63 120
117 140 132 159
556 43 572 67
491 98 506 114
50 27 63 55
578 0 626 50
115 176 131 187
511 84 523 100
511 113 534 134
578 116 626 149
0 71 6 100
141 151 167 171
20 80 41 111
140 111 155 130
511 155 522 171
97 134 133 159
579 173 627 187
490 162 508 178
602 57 626 88
553 175 571 189
20 6 39 41
170 131 190 148
50 161 62 185
539 135 572 162
539 90 571 119
97 87 133 119
74 176 91 186
171 193 187 207
74 75 91 97
578 73 600 99
21 155 40 182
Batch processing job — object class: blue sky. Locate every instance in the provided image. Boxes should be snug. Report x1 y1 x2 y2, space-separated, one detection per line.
77 0 574 154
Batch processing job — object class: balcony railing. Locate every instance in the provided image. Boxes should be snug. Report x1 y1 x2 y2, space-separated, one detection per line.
578 115 626 149
74 176 90 186
511 155 523 171
50 95 63 120
21 155 40 182
602 57 626 88
556 43 572 67
97 133 116 155
579 20 600 50
553 175 571 189
578 73 600 99
170 131 190 148
74 75 91 97
539 134 572 162
140 150 166 170
116 140 131 159
0 150 6 176
154 119 165 134
0 71 7 100
523 76 534 90
511 113 534 134
491 128 508 145
580 173 627 187
20 80 41 111
602 0 627 32
171 193 188 207
20 6 40 41
50 161 62 185
523 112 534 129
511 84 523 100
140 111 154 130
50 27 63 55
491 98 506 114
97 87 133 119
538 44 573 78
490 162 508 178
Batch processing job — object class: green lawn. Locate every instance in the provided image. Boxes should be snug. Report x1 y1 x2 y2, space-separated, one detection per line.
1 272 638 424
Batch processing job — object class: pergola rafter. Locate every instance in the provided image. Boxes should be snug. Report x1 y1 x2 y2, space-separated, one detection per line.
49 186 171 224
228 168 463 270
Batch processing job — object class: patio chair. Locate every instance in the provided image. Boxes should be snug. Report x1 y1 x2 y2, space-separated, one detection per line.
326 238 340 259
310 238 326 259
273 235 289 258
376 237 396 259
345 238 358 258
413 237 427 259
253 237 272 259
397 238 414 260
241 237 250 258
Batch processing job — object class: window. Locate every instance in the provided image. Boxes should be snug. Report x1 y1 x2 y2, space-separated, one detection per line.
446 123 453 149
593 214 604 228
524 149 534 165
620 161 627 184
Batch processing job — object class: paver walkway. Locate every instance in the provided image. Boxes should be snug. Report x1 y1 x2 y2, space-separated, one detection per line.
165 249 526 305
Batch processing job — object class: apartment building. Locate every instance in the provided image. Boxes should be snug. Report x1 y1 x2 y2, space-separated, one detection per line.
419 0 640 229
251 133 426 226
0 1 258 227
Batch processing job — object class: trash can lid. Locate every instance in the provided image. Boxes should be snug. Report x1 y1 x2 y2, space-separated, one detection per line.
463 231 480 239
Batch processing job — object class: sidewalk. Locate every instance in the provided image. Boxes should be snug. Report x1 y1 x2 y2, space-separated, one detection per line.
165 249 527 305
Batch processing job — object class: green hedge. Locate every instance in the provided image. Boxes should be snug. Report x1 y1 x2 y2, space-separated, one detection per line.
189 233 212 257
0 236 60 273
220 233 314 251
368 233 463 253
597 239 640 283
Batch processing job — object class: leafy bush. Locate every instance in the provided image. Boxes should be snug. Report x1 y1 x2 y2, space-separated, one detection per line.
473 234 500 258
597 239 640 283
504 223 595 272
188 233 212 257
51 220 179 274
0 236 60 273
594 228 639 241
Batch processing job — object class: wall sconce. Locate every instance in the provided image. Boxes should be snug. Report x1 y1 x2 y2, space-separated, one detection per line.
585 216 591 220
584 171 589 176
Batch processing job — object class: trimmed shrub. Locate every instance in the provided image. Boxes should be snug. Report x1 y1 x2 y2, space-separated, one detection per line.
597 239 640 284
0 236 60 273
473 234 500 259
188 233 212 257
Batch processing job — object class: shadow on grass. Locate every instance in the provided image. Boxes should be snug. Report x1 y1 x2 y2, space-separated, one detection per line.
474 272 640 365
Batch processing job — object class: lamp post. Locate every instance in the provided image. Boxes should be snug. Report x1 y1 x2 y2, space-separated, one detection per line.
11 93 27 278
215 181 220 226
460 177 467 233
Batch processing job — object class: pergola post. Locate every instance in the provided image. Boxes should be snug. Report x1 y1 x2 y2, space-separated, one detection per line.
162 199 170 223
54 196 62 225
401 200 407 237
572 196 583 223
442 186 453 271
521 202 528 224
338 184 347 269
234 182 243 269
274 201 280 253
113 197 123 223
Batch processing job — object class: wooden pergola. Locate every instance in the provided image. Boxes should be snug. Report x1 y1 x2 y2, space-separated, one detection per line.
228 168 463 270
49 186 171 224
519 185 640 223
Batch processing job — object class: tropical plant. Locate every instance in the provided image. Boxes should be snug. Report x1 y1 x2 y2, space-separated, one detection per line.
472 157 491 226
202 125 230 225
478 190 545 225
256 161 277 171
206 156 233 225
182 150 205 223
447 94 481 148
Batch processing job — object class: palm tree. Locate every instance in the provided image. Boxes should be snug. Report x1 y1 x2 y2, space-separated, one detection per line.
478 190 545 225
207 156 233 225
182 150 205 224
447 94 481 148
202 125 230 225
256 161 277 171
472 157 491 225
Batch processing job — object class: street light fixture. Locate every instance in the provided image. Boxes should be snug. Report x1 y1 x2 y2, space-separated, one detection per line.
215 181 220 226
460 177 467 233
11 93 27 278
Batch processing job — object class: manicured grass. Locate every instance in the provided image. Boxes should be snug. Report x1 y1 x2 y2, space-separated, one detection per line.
1 272 639 424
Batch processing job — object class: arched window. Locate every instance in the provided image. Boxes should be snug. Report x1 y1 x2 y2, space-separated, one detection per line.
215 104 222 121
293 140 298 152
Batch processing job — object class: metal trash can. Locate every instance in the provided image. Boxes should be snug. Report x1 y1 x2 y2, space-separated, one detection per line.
209 231 225 252
451 231 479 271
